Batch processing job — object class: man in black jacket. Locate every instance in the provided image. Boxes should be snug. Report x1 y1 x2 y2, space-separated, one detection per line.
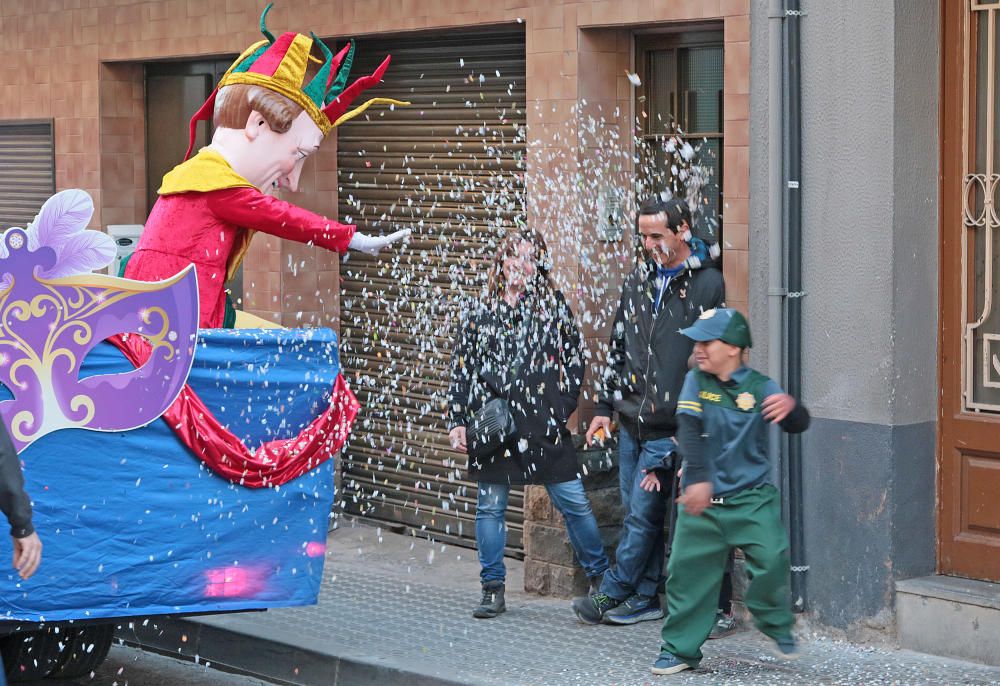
0 421 42 685
573 197 724 625
0 423 40 580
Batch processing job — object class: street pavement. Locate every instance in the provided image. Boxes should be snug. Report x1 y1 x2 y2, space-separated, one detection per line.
126 520 1000 686
41 643 279 686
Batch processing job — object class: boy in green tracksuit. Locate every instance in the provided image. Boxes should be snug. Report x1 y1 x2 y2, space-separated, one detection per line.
639 308 810 676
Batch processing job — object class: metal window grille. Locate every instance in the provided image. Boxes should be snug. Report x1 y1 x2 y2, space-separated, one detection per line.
0 120 55 230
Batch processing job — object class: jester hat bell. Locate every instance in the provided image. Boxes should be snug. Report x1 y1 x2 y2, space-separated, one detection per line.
185 3 406 159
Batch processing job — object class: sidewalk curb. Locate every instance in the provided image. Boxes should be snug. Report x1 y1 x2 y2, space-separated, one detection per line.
118 616 473 686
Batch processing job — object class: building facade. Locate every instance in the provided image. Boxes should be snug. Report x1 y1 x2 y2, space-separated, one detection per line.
0 0 995 658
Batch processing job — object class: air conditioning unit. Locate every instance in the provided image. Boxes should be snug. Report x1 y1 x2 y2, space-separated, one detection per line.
106 224 144 276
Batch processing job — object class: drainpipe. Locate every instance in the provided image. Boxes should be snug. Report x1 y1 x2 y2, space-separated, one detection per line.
783 0 807 612
767 1 784 495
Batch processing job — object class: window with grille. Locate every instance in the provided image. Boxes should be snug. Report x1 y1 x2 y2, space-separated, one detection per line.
0 120 55 230
636 32 724 244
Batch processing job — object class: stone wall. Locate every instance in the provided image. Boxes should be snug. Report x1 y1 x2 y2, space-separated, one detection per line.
523 446 622 597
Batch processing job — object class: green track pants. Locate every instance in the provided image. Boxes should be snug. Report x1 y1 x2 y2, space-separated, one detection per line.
659 484 794 666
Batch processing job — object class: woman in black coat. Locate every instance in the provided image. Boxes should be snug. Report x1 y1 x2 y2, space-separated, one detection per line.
447 227 609 618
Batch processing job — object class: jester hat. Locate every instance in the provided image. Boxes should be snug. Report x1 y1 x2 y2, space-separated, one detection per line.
185 3 406 159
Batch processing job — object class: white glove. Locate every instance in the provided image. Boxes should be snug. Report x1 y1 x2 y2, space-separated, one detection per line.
348 229 411 256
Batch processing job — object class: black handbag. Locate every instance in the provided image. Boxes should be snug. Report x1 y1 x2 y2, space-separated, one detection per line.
466 395 518 459
465 308 531 460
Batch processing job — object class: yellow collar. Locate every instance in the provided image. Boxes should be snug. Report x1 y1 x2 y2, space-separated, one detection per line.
158 149 257 195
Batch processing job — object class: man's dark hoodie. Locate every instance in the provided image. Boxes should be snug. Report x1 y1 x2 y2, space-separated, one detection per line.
0 422 33 538
595 239 724 441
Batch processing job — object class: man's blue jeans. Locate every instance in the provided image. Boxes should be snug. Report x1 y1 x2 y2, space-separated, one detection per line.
476 480 609 584
601 425 675 600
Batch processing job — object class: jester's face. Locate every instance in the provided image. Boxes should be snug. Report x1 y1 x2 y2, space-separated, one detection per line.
243 109 324 193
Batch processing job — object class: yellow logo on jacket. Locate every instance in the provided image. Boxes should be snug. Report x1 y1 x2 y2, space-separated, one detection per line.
699 390 722 402
736 392 756 411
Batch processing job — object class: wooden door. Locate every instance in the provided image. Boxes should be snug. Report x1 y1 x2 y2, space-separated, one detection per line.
940 0 1000 581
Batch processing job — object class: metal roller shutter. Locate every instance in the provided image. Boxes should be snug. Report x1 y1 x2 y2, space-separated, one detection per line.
0 120 55 230
337 30 526 552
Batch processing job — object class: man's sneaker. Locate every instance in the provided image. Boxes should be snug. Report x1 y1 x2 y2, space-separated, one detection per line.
651 652 691 675
473 581 505 619
768 635 801 660
707 610 737 639
602 593 664 625
571 592 621 624
588 571 605 595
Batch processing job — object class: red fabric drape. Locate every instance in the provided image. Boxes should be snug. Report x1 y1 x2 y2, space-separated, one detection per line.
112 334 359 488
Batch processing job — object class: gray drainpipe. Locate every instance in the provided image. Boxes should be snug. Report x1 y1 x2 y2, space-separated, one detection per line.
767 0 784 488
783 0 807 612
768 0 807 613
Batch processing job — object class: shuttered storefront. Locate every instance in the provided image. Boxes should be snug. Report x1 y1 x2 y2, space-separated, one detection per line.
337 30 527 552
0 120 55 230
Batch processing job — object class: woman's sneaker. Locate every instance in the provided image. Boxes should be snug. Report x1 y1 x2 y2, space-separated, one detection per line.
602 593 664 625
708 610 737 639
651 652 691 675
571 592 621 624
473 581 506 619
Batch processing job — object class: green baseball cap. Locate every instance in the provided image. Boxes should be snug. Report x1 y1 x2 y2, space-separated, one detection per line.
679 308 753 348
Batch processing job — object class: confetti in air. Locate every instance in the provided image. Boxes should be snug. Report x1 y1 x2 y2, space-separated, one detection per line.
318 45 718 545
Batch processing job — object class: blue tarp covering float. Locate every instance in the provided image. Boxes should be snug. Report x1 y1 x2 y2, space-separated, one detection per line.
0 328 340 622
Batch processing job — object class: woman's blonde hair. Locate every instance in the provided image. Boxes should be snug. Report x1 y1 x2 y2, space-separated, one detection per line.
487 226 555 301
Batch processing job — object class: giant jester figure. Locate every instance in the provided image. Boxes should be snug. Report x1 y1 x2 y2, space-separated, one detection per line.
125 3 409 328
112 5 412 486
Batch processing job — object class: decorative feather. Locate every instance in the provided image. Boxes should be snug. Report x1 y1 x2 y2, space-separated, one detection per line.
30 189 95 253
44 230 117 279
24 189 115 278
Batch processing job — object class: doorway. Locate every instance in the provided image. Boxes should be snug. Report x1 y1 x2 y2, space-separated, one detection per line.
939 0 1000 582
144 58 241 302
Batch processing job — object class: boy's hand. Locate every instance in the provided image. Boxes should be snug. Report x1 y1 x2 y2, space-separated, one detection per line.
448 426 467 453
12 532 41 580
639 469 661 492
677 481 713 516
762 393 796 423
586 416 612 446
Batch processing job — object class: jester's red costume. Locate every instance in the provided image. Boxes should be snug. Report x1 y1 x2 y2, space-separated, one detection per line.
115 150 362 486
116 6 405 487
125 149 355 328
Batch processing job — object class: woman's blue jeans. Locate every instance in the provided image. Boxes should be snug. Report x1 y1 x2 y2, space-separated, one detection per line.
476 480 609 584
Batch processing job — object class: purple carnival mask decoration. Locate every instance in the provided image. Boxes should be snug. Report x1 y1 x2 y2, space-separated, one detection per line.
0 190 199 453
